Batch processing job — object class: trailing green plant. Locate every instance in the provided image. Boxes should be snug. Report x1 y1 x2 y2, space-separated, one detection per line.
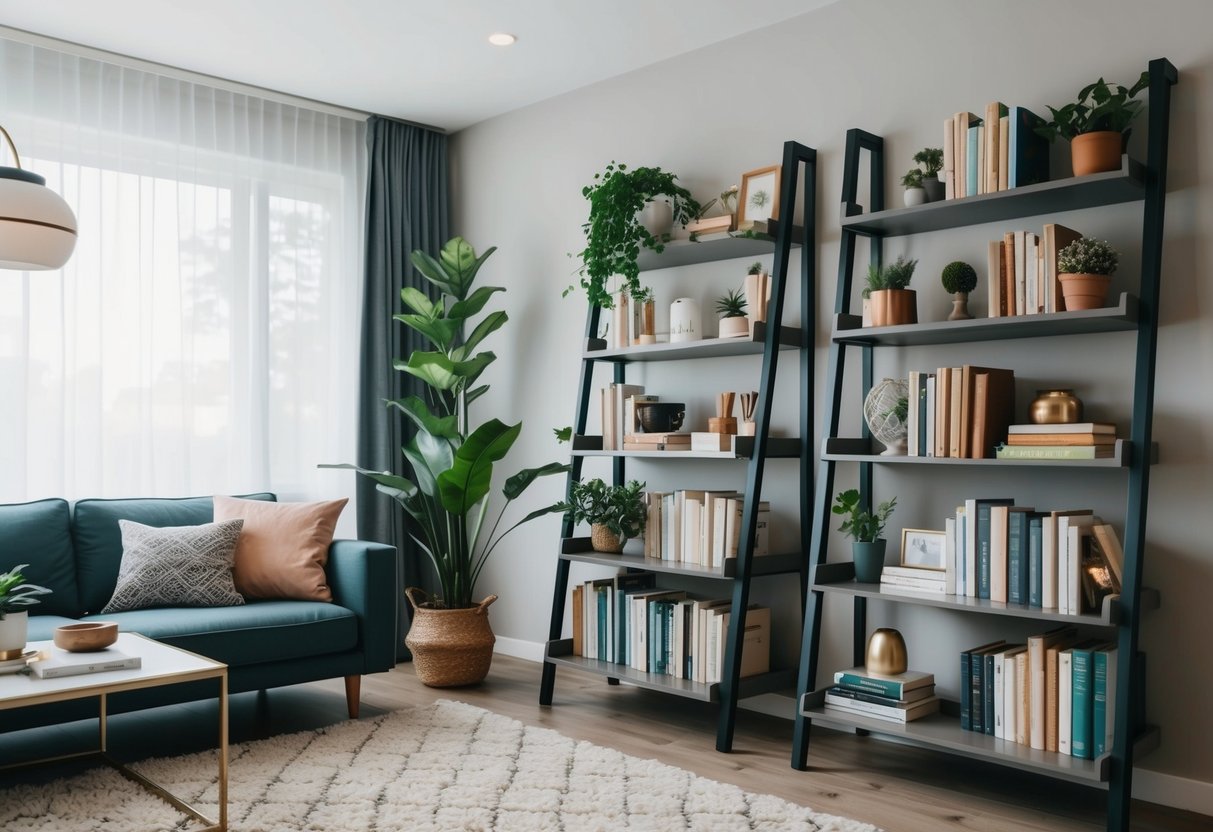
864 256 918 297
1035 73 1150 143
570 162 700 309
832 489 897 543
563 478 648 541
901 168 924 189
747 261 764 276
0 564 51 619
715 288 748 318
913 147 944 178
1057 238 1119 275
941 261 978 294
325 237 569 609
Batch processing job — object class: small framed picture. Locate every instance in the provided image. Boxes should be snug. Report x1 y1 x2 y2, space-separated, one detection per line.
900 528 947 571
738 165 781 226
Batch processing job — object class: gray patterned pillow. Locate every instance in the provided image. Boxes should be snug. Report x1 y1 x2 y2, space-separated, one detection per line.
102 519 246 613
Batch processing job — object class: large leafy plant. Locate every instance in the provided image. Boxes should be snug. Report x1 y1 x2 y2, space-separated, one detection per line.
1035 73 1150 143
0 564 51 619
570 162 699 309
328 238 568 609
564 479 647 541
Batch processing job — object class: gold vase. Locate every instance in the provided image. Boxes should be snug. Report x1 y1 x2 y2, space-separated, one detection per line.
865 628 908 675
1029 389 1083 424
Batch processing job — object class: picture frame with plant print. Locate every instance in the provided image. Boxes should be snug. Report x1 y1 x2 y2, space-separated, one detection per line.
738 164 781 227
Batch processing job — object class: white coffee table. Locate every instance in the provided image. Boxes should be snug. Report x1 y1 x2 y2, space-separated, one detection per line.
0 632 228 831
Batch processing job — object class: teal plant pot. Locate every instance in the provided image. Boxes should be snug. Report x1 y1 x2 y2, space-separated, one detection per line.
852 540 887 583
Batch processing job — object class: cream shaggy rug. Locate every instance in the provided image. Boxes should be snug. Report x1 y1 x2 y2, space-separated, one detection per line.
0 699 879 831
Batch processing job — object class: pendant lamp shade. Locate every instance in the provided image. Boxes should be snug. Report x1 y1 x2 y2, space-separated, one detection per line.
0 125 77 271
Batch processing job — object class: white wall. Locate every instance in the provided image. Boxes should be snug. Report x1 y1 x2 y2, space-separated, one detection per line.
449 0 1213 811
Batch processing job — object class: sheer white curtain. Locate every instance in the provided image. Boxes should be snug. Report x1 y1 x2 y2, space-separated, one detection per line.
0 39 366 511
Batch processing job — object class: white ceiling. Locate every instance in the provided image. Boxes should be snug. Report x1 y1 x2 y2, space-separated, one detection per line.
0 0 838 131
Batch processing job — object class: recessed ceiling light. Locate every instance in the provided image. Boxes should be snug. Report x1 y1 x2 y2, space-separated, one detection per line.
488 33 517 47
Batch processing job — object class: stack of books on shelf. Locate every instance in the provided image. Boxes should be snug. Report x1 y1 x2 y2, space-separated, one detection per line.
643 491 770 568
906 366 1014 459
569 574 770 684
984 223 1082 317
943 103 1049 200
878 565 950 596
600 385 692 452
996 422 1118 461
824 666 940 724
945 499 1124 614
961 631 1120 760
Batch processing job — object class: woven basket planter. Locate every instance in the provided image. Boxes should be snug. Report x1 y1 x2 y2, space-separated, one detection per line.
405 588 497 687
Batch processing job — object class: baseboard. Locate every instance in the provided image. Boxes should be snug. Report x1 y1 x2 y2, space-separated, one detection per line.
493 635 545 663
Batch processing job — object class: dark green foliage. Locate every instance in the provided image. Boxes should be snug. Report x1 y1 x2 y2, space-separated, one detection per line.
1035 73 1150 143
0 563 52 618
565 478 648 541
832 489 897 543
715 288 748 318
914 147 944 177
941 260 978 294
747 261 764 275
901 168 924 189
865 256 917 298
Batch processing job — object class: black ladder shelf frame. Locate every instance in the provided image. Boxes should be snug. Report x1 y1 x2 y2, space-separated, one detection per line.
790 59 1175 832
539 140 818 752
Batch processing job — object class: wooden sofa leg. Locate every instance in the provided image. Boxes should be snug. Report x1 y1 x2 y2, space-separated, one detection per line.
344 675 361 719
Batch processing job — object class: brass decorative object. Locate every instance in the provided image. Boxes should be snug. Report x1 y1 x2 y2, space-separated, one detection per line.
1029 389 1083 424
865 627 908 676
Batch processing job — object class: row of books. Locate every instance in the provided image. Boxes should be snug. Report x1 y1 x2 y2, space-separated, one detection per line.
962 630 1119 759
997 421 1119 461
943 104 1049 201
823 666 940 724
906 366 1014 459
985 223 1083 317
570 573 770 684
600 383 649 450
642 491 770 568
943 500 1123 615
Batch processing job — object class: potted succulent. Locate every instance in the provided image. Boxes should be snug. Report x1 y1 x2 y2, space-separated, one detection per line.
864 255 918 326
1036 73 1149 176
1056 238 1118 310
564 478 647 554
901 168 926 207
0 564 52 659
327 237 569 687
716 286 749 338
833 489 897 584
571 161 700 309
914 147 945 202
940 260 978 321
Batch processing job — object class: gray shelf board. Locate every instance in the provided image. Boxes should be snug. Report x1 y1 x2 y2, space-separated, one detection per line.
812 562 1160 626
584 322 803 363
799 690 1160 786
573 435 801 459
544 639 795 701
839 156 1145 238
558 539 803 579
833 294 1138 347
636 225 804 271
823 437 1141 468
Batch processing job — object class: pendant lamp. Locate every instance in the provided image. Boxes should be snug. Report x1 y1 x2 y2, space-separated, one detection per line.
0 124 77 270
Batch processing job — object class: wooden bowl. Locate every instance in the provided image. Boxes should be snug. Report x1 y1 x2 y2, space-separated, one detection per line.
53 622 118 652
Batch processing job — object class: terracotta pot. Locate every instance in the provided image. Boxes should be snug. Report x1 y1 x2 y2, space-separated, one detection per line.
591 523 624 553
1058 272 1111 311
405 588 497 687
868 289 918 327
1070 131 1123 177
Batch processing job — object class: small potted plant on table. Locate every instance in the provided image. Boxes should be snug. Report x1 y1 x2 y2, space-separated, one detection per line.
914 147 945 202
865 255 918 326
0 564 52 659
833 490 897 584
715 286 749 338
1057 238 1118 310
1036 73 1149 176
940 260 978 320
566 478 648 554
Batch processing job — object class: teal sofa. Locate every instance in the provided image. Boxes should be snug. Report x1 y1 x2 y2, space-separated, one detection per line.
1 494 396 732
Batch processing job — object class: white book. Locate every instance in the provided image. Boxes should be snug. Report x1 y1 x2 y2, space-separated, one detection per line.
1002 647 1027 742
907 370 921 457
30 647 141 679
1059 648 1074 755
661 493 675 562
683 494 703 565
1066 519 1100 615
1055 512 1094 614
944 517 958 596
963 498 979 598
1024 234 1038 315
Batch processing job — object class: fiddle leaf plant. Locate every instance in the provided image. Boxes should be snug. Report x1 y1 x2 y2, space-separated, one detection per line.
325 237 569 609
0 564 52 619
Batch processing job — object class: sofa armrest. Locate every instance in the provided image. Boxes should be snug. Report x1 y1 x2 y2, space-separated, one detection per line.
327 539 397 674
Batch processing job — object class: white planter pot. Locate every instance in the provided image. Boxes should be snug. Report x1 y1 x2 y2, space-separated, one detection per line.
0 611 29 658
638 199 673 239
718 316 749 338
669 297 701 343
903 187 927 207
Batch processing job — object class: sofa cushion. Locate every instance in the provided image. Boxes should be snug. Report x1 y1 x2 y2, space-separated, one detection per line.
0 499 80 617
27 614 86 643
102 519 246 613
81 601 357 665
73 493 275 614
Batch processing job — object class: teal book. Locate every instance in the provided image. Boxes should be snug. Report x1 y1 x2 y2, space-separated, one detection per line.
833 667 935 700
967 124 981 197
662 603 675 677
1009 106 1051 188
1093 647 1118 756
1008 508 1031 605
614 574 655 665
983 650 998 735
1071 644 1097 759
1028 513 1044 608
960 650 973 730
977 499 1013 600
648 600 664 675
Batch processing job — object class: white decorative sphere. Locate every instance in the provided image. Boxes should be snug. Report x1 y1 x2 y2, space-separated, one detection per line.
864 378 910 456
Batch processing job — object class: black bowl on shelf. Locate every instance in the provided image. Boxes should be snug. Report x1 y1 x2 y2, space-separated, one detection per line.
636 402 685 433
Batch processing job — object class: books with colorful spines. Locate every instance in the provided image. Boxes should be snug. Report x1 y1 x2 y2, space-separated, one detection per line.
988 504 1029 604
1008 106 1050 188
1028 626 1078 750
824 692 941 724
1043 223 1083 313
1006 433 1117 446
968 368 1015 459
968 121 983 197
1028 512 1046 608
613 573 656 664
833 666 935 701
1092 645 1118 756
28 647 141 679
1007 506 1033 606
996 445 1114 460
629 589 683 671
1070 641 1101 759
961 640 1006 732
825 683 936 706
975 498 1015 599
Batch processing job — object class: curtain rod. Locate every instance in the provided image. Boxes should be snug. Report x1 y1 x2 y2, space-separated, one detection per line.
1 24 443 133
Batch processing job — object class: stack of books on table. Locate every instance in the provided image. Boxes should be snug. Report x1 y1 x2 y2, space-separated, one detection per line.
879 565 949 595
824 666 940 724
996 422 1118 461
622 432 691 452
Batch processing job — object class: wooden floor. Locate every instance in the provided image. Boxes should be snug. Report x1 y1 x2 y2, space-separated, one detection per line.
1 654 1207 831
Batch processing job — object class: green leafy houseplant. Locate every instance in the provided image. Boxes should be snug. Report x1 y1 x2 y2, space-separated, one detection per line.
941 261 978 294
571 162 700 309
0 564 51 619
914 147 944 178
1057 238 1119 275
1035 73 1150 143
832 489 897 543
715 288 748 319
564 478 647 542
327 237 569 609
900 168 924 189
864 256 917 297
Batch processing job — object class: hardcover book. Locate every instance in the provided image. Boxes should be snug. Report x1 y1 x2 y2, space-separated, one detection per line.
30 647 141 679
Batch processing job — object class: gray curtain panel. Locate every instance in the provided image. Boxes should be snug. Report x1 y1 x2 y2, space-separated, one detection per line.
357 115 449 660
